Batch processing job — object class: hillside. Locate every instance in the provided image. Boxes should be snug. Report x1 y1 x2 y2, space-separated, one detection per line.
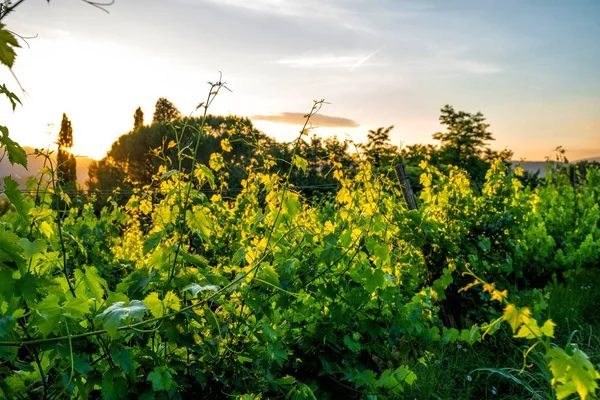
0 146 93 188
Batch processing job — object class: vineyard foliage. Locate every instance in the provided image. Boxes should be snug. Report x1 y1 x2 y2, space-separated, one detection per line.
0 104 599 398
1 16 599 399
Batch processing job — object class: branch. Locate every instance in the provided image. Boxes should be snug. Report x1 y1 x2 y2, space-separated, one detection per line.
0 297 207 347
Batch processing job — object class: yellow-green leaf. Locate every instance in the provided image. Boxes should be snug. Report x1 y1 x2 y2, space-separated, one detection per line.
163 291 180 312
143 292 163 318
541 319 556 338
503 304 531 334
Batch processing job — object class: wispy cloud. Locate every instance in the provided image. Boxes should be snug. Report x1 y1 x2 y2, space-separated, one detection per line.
413 45 503 75
276 49 383 70
251 112 359 128
198 0 372 32
201 0 348 19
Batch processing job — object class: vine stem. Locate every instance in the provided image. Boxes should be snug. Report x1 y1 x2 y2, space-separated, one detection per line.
44 155 76 297
235 100 325 328
0 253 258 347
167 73 230 286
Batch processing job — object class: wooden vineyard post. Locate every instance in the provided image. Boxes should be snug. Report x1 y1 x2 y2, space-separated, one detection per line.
394 163 418 210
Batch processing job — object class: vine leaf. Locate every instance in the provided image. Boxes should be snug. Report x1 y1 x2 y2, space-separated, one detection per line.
0 315 16 337
0 84 21 110
183 283 218 296
0 229 25 270
503 304 531 334
17 238 47 258
0 126 27 168
547 347 600 400
33 295 91 336
75 265 108 300
96 300 147 337
3 176 29 224
73 353 93 378
143 292 163 318
0 24 20 68
147 366 175 392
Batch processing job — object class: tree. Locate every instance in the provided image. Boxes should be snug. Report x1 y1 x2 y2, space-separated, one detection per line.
433 105 494 166
133 107 144 131
56 113 77 187
152 98 181 124
363 125 398 168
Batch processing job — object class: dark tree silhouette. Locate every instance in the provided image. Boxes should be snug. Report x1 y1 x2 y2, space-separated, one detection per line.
56 113 77 187
152 98 181 124
133 107 144 131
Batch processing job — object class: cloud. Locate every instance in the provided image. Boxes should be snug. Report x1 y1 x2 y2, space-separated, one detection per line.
276 49 383 70
201 0 349 19
251 112 359 128
197 0 372 32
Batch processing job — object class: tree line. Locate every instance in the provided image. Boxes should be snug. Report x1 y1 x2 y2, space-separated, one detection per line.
50 98 590 201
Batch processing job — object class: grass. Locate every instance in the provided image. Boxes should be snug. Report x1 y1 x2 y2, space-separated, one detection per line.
404 267 600 399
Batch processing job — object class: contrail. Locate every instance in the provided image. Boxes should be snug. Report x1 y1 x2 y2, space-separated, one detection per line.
349 47 382 71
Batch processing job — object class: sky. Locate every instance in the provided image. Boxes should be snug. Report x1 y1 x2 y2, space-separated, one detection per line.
1 0 599 161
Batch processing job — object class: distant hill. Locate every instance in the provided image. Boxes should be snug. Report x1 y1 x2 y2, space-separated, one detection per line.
0 146 93 188
577 156 600 163
509 156 600 178
508 161 556 178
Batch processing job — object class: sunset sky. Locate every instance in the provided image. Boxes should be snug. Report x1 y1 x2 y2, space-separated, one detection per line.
1 0 598 161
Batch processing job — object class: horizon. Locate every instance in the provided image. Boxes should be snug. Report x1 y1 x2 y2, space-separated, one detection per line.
0 0 598 161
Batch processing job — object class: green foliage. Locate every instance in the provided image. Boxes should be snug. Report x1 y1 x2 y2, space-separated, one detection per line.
2 128 599 398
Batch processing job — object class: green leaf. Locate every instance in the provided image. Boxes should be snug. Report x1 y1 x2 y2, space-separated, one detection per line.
260 264 279 287
163 291 180 312
195 164 216 189
344 334 361 352
0 229 25 270
283 193 300 218
33 294 62 336
0 126 27 168
0 84 21 111
33 294 91 335
0 24 20 68
181 250 209 268
186 207 213 240
159 169 177 182
73 353 93 378
440 327 460 345
204 307 220 335
503 304 531 334
102 374 127 400
142 230 164 254
3 176 30 224
96 300 147 337
0 315 16 337
547 347 600 400
147 367 174 392
183 283 218 296
62 296 90 319
17 238 46 258
14 273 40 303
111 346 135 376
540 319 556 338
75 265 108 300
293 154 307 172
365 269 385 293
143 292 163 318
276 375 296 385
237 355 253 363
